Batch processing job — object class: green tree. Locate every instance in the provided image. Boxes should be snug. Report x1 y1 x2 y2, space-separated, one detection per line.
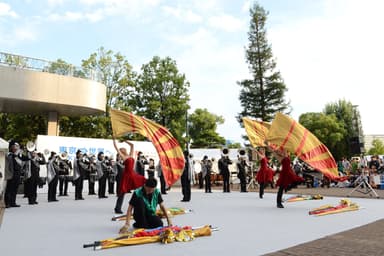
367 139 384 155
82 47 136 113
324 99 363 157
0 113 47 145
130 56 190 147
188 108 225 148
299 112 346 160
237 2 290 129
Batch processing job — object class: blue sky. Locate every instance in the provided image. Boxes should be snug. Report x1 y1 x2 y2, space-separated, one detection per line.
1 0 383 144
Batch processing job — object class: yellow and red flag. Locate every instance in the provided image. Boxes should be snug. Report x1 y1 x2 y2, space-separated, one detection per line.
267 113 341 181
110 109 185 186
242 117 271 147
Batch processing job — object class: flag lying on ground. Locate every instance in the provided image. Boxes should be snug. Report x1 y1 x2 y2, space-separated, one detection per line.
309 199 359 216
242 117 271 147
110 109 185 186
267 112 341 181
83 225 214 250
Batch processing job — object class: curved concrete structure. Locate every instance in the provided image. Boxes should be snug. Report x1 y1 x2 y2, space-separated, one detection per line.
0 65 106 115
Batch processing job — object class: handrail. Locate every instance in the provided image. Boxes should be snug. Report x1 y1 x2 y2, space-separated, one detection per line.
0 51 100 82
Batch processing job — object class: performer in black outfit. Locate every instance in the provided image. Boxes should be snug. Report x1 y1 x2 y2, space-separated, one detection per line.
96 152 108 199
25 151 46 204
218 149 232 193
181 150 192 202
236 155 248 193
135 151 148 176
47 152 59 202
119 178 172 233
5 140 29 208
58 152 72 197
201 156 212 193
156 162 167 194
73 150 86 200
114 154 125 214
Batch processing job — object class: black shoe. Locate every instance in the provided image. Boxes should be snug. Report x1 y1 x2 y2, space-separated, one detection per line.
161 192 167 195
277 203 284 208
58 194 64 196
5 205 10 208
114 209 123 214
63 194 69 196
34 201 39 204
10 204 21 207
180 199 189 202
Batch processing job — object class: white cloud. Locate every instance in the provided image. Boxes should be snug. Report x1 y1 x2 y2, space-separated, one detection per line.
47 0 65 7
0 2 18 18
162 5 202 24
208 14 245 32
267 0 384 134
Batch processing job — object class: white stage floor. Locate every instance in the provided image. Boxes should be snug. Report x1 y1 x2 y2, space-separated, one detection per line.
1 188 383 256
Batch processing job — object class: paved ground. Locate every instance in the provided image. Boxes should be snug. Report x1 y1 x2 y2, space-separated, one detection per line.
1 184 383 256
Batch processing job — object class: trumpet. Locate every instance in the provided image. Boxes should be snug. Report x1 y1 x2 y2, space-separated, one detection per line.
221 147 229 157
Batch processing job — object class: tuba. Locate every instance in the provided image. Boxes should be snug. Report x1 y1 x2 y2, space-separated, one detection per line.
26 141 36 152
221 147 229 157
238 148 247 160
59 151 68 160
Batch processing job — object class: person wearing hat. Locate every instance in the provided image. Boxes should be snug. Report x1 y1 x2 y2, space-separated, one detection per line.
5 140 30 208
119 177 172 233
73 150 87 200
201 156 213 193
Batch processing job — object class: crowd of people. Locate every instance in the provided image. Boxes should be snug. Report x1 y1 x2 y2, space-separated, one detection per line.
5 137 381 231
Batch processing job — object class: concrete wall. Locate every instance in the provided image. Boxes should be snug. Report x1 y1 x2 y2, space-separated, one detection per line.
0 65 106 115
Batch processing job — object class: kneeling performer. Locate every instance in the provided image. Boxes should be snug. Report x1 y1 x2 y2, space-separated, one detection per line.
119 178 172 233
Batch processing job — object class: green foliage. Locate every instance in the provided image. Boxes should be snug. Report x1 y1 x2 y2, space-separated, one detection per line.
237 2 290 141
367 139 384 155
0 113 47 144
81 47 136 113
188 108 225 148
324 99 363 157
227 142 242 149
129 56 190 147
59 115 110 138
299 112 346 160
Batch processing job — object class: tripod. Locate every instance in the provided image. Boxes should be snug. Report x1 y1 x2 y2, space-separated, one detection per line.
347 172 379 198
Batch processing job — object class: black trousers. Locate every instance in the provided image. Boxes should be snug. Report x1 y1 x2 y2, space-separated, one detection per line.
277 186 284 205
259 183 265 198
239 173 247 192
74 176 84 199
59 177 68 195
25 177 38 204
222 171 230 192
204 173 211 192
98 174 107 198
181 176 191 201
114 177 124 212
133 198 163 229
48 175 58 201
88 180 95 195
5 173 21 206
107 175 115 194
159 175 166 194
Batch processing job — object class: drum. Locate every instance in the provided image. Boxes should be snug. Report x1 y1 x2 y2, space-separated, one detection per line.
89 173 98 183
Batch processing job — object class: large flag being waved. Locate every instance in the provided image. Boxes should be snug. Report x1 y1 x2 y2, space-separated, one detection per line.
110 109 185 186
242 117 271 147
267 113 341 181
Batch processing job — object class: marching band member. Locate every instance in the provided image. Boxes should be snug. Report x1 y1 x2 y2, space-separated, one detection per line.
218 148 232 193
47 152 59 202
58 152 72 197
26 151 46 204
236 154 248 193
73 150 87 200
5 140 29 208
106 156 116 194
181 150 192 202
96 152 108 199
201 156 213 193
113 154 125 214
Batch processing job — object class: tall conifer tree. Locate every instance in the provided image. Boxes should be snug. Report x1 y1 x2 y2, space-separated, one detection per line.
237 3 290 126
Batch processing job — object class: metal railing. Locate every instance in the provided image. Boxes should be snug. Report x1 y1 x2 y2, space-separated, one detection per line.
0 51 100 81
